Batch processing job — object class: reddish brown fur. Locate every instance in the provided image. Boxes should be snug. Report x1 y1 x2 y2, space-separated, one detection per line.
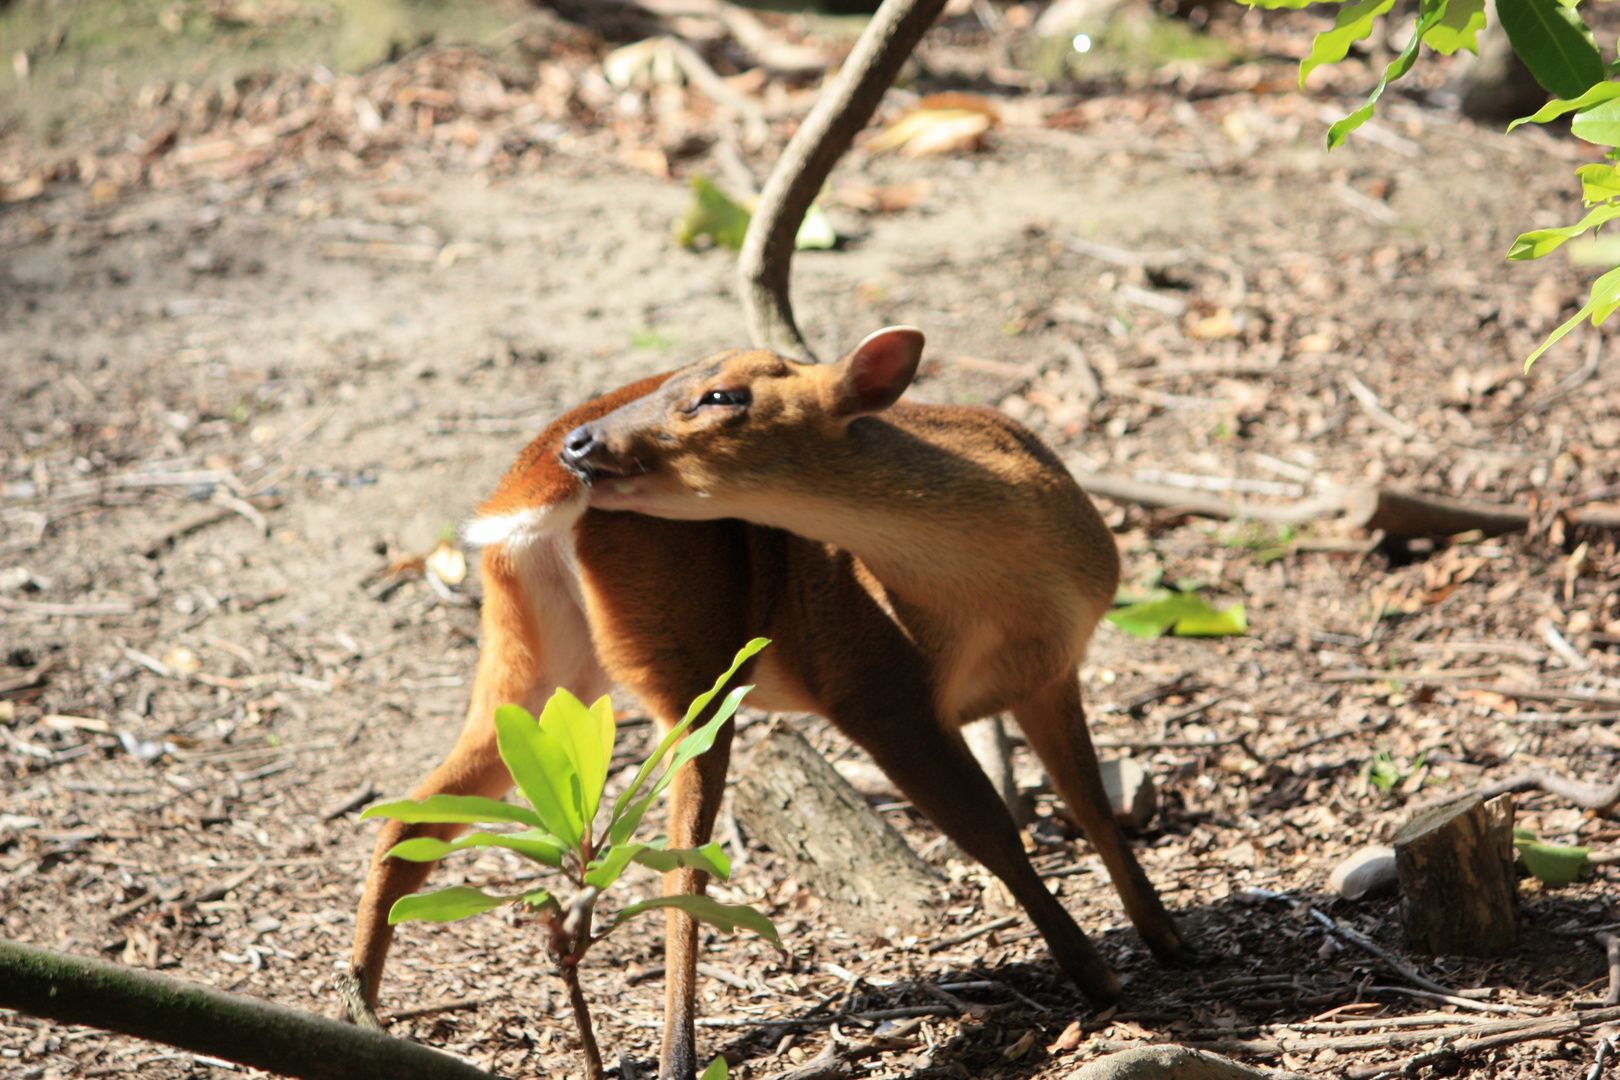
345 330 1186 1080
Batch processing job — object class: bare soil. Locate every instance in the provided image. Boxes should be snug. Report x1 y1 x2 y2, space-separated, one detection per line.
2 4 1618 1079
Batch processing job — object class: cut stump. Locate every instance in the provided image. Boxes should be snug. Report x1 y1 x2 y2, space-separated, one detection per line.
734 720 945 937
1393 793 1517 956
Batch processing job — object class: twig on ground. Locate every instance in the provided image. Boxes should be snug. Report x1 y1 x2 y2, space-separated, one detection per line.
1307 908 1501 1005
1599 932 1620 1008
1343 372 1417 439
0 595 137 616
386 992 511 1023
925 915 1018 954
320 780 379 821
1540 617 1593 671
1067 236 1193 268
1368 984 1521 1014
663 36 769 149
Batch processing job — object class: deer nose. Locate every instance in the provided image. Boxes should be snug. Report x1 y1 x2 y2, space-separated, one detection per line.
562 425 599 462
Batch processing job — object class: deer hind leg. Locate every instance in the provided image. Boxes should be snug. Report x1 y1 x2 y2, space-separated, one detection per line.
1012 675 1186 962
343 540 608 1026
826 683 1121 1006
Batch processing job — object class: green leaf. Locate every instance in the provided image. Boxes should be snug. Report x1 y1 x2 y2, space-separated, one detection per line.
1300 0 1396 85
536 690 615 829
495 703 584 847
1106 590 1248 638
609 683 753 848
385 829 568 868
1525 262 1620 368
700 1058 729 1080
1326 0 1451 149
608 639 769 846
360 794 541 829
1513 830 1592 886
632 841 731 879
1496 0 1604 98
795 204 837 250
1507 201 1620 259
607 894 779 943
675 176 752 251
584 841 653 890
1576 163 1620 203
388 885 509 925
1507 79 1620 131
1421 0 1486 54
1572 97 1620 147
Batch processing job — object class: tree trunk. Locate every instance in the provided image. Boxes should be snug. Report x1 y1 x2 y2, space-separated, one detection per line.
738 0 951 359
0 939 497 1080
733 720 945 937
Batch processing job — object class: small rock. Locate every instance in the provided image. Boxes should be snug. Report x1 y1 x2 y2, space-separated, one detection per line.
1328 844 1398 900
1099 757 1157 830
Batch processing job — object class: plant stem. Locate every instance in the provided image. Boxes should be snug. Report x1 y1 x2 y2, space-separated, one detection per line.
561 962 604 1080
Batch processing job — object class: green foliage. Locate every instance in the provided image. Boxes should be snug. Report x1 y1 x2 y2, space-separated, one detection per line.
366 638 773 931
1106 587 1248 638
1222 522 1296 565
674 177 836 252
362 639 776 1079
1512 827 1593 886
1362 748 1424 792
1495 0 1602 99
1246 0 1620 365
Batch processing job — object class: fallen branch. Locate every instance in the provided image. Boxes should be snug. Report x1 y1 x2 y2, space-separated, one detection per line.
1071 474 1620 539
0 939 497 1080
1343 1005 1620 1080
1305 908 1514 1008
1409 769 1620 814
739 0 951 357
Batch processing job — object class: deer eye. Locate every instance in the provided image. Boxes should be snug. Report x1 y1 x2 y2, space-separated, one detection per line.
697 388 750 408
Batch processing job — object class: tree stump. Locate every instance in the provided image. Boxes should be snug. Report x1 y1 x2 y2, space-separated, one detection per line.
1393 793 1517 956
734 720 945 937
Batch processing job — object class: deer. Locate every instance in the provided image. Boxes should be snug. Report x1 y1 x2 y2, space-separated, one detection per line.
342 326 1188 1080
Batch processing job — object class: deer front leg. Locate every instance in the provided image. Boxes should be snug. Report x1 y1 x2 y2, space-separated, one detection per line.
342 709 513 1028
343 541 606 1026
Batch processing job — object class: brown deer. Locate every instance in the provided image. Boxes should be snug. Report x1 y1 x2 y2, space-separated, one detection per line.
344 326 1187 1079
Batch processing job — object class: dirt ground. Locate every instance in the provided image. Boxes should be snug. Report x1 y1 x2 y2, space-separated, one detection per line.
3 2 1619 1078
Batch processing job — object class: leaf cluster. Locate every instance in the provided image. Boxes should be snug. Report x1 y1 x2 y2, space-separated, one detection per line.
359 638 778 945
1248 0 1620 366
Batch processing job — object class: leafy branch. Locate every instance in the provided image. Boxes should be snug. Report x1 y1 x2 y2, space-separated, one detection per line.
1246 0 1620 366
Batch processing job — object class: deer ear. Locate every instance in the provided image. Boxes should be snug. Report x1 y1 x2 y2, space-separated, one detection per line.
826 326 925 417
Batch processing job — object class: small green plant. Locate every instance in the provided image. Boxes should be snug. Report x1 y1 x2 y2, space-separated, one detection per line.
1362 748 1425 793
362 639 777 1080
1222 522 1296 566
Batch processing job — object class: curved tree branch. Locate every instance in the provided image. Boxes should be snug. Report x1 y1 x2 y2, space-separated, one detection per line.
738 0 950 359
0 939 497 1080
